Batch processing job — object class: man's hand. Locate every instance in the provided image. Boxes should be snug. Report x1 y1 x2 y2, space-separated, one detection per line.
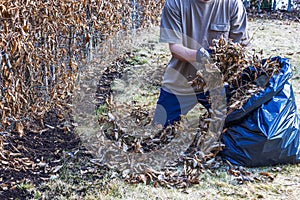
196 47 210 63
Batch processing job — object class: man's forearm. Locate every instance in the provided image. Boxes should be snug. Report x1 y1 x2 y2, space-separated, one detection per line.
169 43 197 62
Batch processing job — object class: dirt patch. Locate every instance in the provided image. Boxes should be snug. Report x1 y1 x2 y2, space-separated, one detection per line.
0 116 81 199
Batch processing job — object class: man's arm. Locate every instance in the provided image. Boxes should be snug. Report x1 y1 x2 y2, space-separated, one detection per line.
229 0 249 44
169 43 210 63
169 43 197 62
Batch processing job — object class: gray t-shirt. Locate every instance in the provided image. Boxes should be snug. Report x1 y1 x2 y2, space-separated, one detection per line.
160 0 249 95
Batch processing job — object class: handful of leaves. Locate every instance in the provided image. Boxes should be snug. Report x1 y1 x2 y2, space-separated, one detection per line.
191 36 282 112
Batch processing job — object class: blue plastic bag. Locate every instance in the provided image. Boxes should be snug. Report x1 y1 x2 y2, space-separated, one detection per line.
221 56 300 167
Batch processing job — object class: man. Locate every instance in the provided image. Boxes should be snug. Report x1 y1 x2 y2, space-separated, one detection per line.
243 0 250 9
257 0 263 13
272 0 277 11
153 0 249 127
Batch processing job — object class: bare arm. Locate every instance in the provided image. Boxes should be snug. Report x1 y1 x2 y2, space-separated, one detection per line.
169 43 197 62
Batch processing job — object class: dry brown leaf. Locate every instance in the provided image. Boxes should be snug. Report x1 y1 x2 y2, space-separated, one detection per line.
15 122 24 137
11 39 18 54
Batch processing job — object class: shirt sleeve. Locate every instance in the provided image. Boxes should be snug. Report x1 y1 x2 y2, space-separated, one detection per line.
159 0 183 44
229 0 250 44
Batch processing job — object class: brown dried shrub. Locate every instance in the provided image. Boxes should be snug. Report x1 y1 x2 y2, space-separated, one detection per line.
0 0 164 135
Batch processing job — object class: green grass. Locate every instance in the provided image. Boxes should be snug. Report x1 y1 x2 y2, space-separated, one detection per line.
96 104 108 116
17 183 34 190
26 162 300 199
125 56 148 65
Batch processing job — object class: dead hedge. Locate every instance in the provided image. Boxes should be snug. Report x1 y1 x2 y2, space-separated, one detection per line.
0 0 164 135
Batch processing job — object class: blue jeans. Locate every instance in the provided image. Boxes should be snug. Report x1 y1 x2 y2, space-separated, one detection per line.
153 88 210 127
